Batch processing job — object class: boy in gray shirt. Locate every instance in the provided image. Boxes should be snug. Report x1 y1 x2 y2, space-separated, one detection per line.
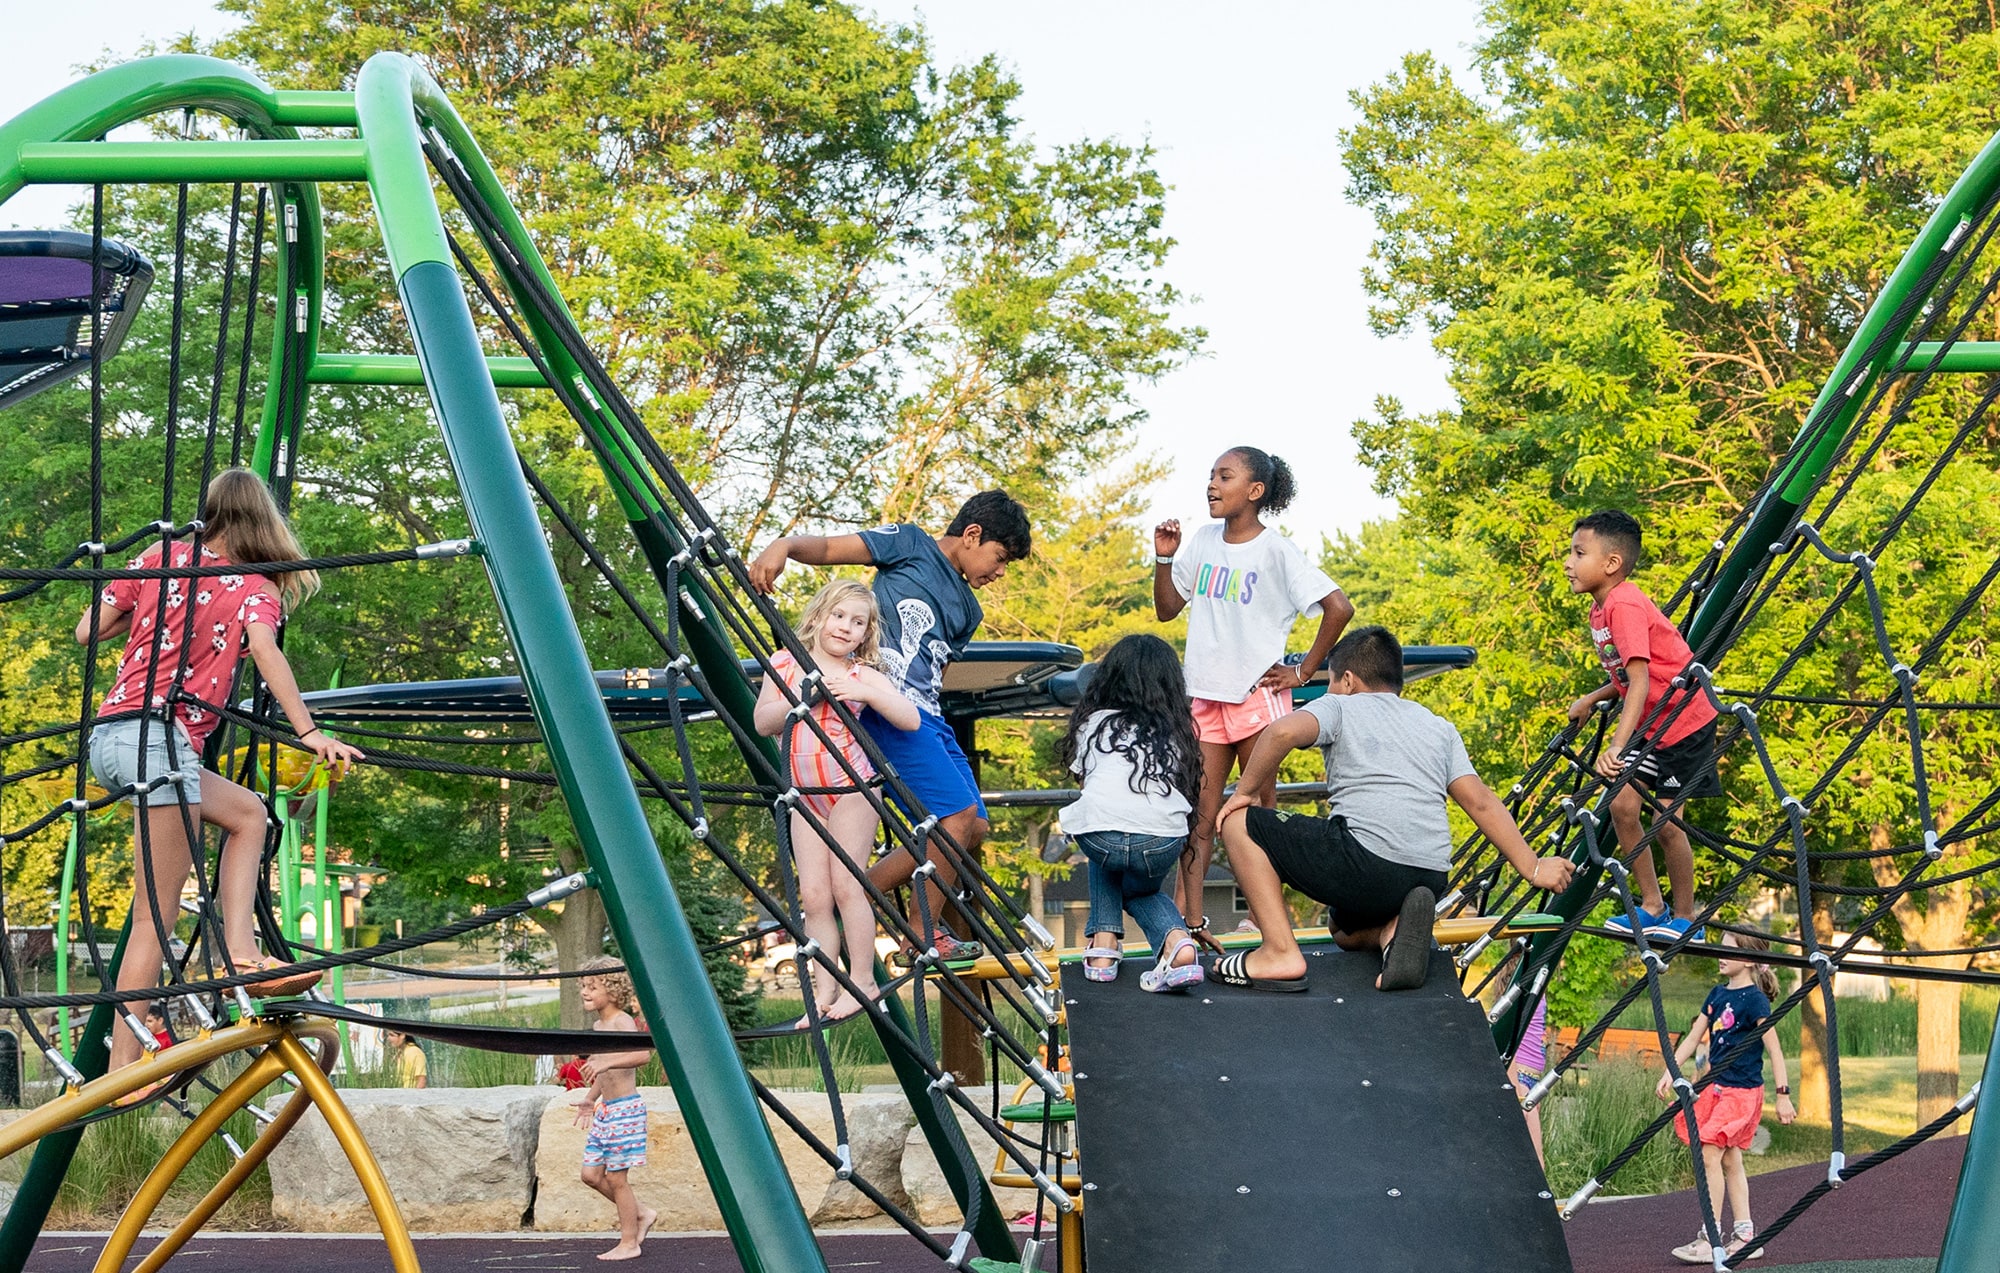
1214 627 1574 992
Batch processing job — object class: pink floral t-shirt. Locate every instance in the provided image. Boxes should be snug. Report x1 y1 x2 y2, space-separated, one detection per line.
97 542 280 751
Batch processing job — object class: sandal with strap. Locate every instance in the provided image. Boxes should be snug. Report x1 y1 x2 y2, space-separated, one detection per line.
1211 949 1308 993
1139 938 1206 993
1080 944 1123 983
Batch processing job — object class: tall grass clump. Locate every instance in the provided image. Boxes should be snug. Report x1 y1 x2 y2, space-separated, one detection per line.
1541 1058 1694 1198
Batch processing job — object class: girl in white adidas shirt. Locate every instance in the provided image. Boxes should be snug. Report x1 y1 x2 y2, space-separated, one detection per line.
1153 447 1353 947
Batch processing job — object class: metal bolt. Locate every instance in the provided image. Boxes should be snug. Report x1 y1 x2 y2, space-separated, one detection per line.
1237 1186 1250 1194
1219 1075 1229 1082
1083 1182 1097 1192
1362 1079 1373 1087
1387 1188 1402 1198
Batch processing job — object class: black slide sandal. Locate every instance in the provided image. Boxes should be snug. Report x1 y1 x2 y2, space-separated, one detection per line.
1212 950 1309 993
1377 887 1437 992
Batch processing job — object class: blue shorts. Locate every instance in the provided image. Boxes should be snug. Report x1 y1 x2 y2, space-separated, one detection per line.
867 709 987 823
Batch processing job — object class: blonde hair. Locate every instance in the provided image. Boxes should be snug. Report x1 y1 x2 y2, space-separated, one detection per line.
200 468 318 613
795 579 882 666
580 956 638 1013
1725 930 1780 999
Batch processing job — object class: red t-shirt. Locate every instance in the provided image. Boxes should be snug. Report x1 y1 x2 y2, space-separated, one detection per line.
97 542 281 752
1588 580 1716 747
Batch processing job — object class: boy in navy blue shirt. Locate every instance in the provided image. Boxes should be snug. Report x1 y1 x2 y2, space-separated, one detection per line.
750 491 1032 959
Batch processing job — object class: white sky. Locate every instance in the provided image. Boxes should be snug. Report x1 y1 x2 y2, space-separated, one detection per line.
4 2 1489 550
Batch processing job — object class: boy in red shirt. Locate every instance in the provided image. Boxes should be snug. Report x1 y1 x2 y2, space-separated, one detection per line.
1564 511 1720 941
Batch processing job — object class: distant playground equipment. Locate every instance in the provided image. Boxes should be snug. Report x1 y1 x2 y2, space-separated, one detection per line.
0 48 1991 1273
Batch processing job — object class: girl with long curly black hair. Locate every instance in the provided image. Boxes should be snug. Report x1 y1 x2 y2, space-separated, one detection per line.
1057 633 1206 992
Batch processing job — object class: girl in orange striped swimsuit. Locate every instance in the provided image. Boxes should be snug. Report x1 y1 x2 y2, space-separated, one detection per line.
756 580 919 1023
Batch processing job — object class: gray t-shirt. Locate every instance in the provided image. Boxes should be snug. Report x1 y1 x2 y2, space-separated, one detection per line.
1302 692 1478 872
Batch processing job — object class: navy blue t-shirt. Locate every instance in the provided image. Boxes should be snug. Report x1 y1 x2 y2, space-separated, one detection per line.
858 523 982 718
1700 983 1772 1090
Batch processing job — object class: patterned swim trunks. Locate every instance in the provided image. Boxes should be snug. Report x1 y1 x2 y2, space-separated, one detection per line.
582 1093 648 1172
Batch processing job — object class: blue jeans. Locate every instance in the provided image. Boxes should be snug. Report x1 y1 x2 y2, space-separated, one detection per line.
1077 831 1189 955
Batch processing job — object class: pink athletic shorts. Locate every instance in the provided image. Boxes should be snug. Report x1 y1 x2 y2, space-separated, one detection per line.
1674 1083 1764 1149
1190 688 1289 745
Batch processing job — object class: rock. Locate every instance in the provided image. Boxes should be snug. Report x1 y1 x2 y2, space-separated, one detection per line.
532 1087 917 1232
900 1086 1045 1227
265 1085 553 1231
811 1093 915 1222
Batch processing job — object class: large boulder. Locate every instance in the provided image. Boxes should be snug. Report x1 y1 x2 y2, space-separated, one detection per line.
531 1087 915 1232
265 1085 553 1231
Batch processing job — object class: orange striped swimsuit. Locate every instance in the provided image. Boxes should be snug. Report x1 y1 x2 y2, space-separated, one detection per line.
771 650 876 818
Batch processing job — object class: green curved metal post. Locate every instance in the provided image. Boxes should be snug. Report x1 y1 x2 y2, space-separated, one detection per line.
353 52 826 1273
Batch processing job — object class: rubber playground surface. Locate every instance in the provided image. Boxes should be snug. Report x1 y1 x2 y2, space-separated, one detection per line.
20 1132 1964 1273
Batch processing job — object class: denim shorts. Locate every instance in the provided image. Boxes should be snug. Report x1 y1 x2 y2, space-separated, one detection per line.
88 715 202 807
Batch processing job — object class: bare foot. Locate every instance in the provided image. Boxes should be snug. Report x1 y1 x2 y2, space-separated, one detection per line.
820 993 866 1023
597 1241 644 1261
636 1207 657 1247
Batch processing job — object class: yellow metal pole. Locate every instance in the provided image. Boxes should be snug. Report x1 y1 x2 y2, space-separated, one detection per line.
271 1030 420 1273
0 1020 285 1160
1059 1193 1084 1273
91 1049 292 1273
129 1024 342 1273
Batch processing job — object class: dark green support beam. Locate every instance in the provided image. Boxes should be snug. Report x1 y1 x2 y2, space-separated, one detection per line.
359 51 826 1273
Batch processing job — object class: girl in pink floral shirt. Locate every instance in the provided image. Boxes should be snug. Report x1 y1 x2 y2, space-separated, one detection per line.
79 469 362 1084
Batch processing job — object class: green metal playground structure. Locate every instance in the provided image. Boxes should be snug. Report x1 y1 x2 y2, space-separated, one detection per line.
0 48 1993 1272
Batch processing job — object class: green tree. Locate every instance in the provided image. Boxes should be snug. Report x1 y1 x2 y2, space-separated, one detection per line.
1338 0 2000 1117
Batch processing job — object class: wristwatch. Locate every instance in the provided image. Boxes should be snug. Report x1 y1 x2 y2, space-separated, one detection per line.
1776 1085 1790 1095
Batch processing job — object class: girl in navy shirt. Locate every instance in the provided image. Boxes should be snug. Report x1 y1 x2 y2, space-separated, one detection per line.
1657 931 1796 1264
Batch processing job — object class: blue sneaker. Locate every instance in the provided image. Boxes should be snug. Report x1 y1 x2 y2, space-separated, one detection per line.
1603 906 1662 936
1644 915 1704 943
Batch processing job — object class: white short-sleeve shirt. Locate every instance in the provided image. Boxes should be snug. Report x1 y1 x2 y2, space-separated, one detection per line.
1171 524 1339 702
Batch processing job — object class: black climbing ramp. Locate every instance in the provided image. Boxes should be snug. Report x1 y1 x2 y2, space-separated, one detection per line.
1063 941 1572 1273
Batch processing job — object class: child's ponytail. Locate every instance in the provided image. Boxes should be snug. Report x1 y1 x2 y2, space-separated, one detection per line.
1733 930 1779 999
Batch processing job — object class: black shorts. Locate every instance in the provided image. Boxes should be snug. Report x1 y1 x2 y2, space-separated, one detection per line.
1241 807 1449 935
1620 718 1722 801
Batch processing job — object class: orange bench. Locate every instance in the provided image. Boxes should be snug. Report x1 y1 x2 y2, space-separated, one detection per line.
1548 1025 1680 1069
